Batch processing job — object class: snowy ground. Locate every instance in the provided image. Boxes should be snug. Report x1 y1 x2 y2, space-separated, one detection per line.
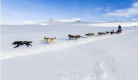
1 23 138 80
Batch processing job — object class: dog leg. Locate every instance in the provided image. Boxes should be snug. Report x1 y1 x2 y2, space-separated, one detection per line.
29 44 32 46
26 44 29 47
49 42 52 44
76 38 79 41
14 44 19 48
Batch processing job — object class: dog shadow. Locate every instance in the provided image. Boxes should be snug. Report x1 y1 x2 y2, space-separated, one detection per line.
81 36 87 38
40 41 50 44
13 45 29 48
60 38 70 41
61 38 80 41
68 39 77 40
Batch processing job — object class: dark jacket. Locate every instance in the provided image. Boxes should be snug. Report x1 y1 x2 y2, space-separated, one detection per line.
118 25 121 30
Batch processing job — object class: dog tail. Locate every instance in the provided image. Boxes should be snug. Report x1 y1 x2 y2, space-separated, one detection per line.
29 41 33 43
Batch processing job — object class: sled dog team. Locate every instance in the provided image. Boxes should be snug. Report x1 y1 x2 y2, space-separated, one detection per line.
12 30 118 48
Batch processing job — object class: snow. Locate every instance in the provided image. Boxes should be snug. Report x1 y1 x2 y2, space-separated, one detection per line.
1 22 138 80
21 21 49 25
19 18 138 25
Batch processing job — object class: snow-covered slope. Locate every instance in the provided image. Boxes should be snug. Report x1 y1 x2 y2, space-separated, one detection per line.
21 18 85 25
20 18 138 26
47 18 87 24
1 24 138 80
21 21 49 25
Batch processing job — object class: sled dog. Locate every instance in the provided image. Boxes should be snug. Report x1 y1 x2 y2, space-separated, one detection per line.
105 31 109 34
85 33 95 37
68 34 81 40
98 32 105 36
101 33 106 35
110 30 114 35
12 41 32 48
43 37 56 44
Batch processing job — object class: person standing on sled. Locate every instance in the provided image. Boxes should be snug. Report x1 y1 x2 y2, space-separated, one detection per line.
118 25 121 30
116 25 122 33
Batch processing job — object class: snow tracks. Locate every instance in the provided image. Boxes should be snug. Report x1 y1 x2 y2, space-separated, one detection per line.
1 30 138 60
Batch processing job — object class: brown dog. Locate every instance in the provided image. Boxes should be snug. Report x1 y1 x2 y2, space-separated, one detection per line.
43 37 56 44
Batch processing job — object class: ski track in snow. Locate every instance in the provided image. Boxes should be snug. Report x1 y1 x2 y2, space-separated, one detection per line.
100 62 106 78
1 30 138 60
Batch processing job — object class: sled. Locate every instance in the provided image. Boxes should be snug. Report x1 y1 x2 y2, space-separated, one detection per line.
115 29 122 34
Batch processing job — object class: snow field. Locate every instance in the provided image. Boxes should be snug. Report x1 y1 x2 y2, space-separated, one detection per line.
1 29 137 60
1 24 138 80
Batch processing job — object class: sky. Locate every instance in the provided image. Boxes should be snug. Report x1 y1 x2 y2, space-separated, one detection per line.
1 0 138 24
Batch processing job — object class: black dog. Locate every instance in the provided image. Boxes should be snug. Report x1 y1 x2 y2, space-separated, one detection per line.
110 30 114 35
68 34 81 40
12 41 32 48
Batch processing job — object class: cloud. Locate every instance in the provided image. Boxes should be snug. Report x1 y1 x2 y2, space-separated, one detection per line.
104 2 138 17
132 2 138 8
105 9 110 12
72 18 81 20
95 8 103 10
130 19 138 21
121 2 125 4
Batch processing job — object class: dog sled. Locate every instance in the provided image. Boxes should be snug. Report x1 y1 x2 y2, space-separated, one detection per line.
115 25 122 34
115 29 122 34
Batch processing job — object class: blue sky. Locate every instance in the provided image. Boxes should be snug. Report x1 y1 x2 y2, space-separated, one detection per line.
1 0 138 24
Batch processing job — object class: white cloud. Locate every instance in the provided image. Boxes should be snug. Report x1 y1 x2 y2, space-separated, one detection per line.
132 2 138 8
107 7 111 8
95 8 103 10
105 9 110 12
121 2 125 4
104 2 138 17
130 19 138 21
72 18 81 20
